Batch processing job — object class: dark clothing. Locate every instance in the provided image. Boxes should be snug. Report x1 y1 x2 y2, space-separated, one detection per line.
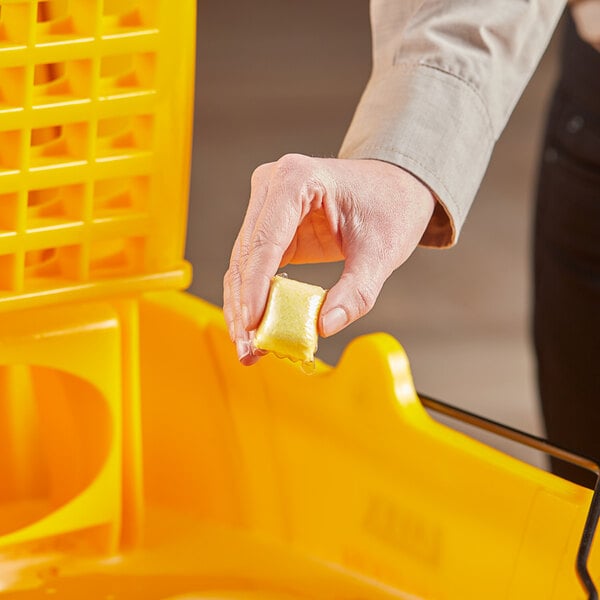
534 14 600 488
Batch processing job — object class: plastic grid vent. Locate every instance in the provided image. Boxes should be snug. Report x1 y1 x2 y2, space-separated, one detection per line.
0 0 193 309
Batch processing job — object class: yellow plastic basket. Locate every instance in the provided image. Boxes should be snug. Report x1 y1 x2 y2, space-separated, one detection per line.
1 2 599 599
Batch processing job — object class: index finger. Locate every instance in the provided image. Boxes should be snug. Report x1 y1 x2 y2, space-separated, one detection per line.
239 155 315 330
223 163 274 341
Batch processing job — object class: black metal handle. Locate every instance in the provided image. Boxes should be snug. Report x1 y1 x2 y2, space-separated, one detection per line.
418 392 600 600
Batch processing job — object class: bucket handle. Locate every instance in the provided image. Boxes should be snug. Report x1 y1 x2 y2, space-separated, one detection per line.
418 393 600 600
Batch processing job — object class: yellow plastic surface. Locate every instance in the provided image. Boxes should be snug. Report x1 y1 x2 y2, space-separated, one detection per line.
1 291 599 598
0 0 195 313
2 1 600 598
0 302 123 554
254 275 326 365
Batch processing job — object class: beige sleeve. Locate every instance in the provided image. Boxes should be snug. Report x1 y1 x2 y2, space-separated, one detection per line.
339 0 566 247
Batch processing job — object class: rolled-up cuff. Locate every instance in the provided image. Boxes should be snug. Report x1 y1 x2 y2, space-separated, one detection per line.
339 63 495 248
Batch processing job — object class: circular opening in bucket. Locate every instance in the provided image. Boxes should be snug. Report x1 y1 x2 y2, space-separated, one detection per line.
0 364 112 535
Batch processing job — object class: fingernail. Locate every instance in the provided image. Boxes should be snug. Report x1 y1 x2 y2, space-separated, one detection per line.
236 339 251 361
321 307 348 337
241 304 250 330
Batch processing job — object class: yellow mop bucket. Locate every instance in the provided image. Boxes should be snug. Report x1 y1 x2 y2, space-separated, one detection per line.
0 1 599 599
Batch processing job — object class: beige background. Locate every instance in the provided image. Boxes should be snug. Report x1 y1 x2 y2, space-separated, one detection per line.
188 1 565 465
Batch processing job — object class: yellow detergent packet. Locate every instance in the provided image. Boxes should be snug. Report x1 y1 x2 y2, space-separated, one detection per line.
254 275 327 367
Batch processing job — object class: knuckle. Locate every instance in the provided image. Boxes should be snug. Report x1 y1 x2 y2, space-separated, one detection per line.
226 258 239 277
250 163 271 188
272 154 326 209
225 263 242 290
251 227 283 252
238 251 250 274
353 284 377 316
224 267 236 286
276 153 312 179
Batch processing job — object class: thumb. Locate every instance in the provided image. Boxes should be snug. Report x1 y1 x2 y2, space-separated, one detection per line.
319 257 388 337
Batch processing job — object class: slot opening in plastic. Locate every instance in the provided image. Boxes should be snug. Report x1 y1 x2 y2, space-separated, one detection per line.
0 193 19 232
29 123 88 169
33 60 92 105
0 3 30 47
101 0 157 36
35 0 77 40
0 66 26 111
24 244 82 284
0 364 112 535
96 115 153 160
27 184 84 229
0 254 18 291
99 53 155 98
89 236 145 279
93 176 148 218
0 130 22 172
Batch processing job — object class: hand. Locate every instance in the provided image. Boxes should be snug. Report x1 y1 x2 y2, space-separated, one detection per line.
223 154 436 364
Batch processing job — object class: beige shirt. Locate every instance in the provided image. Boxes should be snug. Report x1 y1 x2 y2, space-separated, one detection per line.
339 1 597 248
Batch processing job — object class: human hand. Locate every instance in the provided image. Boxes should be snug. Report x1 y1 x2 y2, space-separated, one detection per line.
223 154 436 364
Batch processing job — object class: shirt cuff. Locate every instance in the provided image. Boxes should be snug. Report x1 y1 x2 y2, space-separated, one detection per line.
339 63 495 248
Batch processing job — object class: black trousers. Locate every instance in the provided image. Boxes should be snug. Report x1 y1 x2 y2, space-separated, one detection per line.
534 15 600 488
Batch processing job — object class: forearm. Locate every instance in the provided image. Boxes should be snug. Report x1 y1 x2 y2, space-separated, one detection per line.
340 0 567 247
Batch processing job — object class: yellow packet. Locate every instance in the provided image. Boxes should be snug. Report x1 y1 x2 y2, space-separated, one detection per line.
254 275 326 368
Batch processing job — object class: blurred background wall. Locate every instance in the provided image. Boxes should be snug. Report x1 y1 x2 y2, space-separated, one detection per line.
188 0 565 463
